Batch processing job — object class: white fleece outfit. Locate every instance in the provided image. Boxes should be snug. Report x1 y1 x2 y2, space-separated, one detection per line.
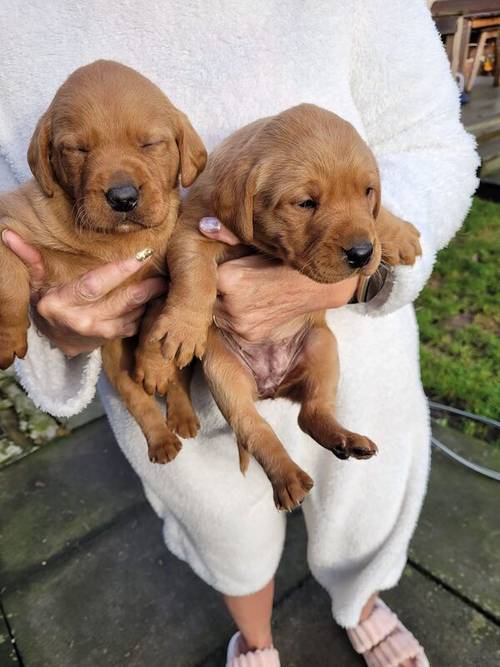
1 0 478 627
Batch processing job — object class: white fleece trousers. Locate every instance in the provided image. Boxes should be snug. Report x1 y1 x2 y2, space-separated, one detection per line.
97 304 431 628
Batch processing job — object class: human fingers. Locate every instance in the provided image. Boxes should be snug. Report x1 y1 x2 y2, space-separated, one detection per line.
2 229 46 291
54 248 155 307
198 217 242 246
100 276 168 319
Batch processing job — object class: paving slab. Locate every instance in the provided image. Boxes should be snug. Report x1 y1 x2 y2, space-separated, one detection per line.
203 565 500 667
384 567 500 667
410 438 500 621
0 418 144 587
2 505 308 667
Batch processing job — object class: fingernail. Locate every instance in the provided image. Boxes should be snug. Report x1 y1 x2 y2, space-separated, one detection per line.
199 217 221 233
135 247 154 262
1 229 11 248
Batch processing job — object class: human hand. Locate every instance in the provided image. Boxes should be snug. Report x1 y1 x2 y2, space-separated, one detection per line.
1 230 168 357
198 217 358 342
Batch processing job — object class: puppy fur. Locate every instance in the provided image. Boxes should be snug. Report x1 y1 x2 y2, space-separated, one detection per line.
141 104 422 510
0 59 207 463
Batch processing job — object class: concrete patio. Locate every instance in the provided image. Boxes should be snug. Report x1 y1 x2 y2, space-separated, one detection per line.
0 417 499 666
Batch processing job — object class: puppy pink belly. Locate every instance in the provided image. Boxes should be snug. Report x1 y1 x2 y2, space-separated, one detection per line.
219 327 308 399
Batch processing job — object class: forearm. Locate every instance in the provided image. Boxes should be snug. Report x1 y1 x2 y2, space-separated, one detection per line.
15 323 102 418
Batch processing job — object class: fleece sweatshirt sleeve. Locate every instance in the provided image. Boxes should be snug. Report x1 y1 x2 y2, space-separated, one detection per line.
349 0 480 316
0 156 102 418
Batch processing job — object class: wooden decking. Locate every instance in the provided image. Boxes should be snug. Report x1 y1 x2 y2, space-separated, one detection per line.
0 417 498 666
463 75 500 184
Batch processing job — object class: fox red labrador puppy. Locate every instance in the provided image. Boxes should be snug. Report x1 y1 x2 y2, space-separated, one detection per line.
0 60 207 463
141 104 422 510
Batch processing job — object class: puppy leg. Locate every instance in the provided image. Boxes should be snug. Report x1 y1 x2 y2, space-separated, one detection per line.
283 323 377 460
147 225 227 367
102 339 182 464
135 297 200 438
166 365 200 439
377 207 422 266
203 327 314 511
0 239 30 369
134 297 173 396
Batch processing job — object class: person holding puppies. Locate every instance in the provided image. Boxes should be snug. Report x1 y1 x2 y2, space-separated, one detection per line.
0 1 478 666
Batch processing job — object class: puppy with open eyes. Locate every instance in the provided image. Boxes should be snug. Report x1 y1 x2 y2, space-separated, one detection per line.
0 59 207 463
141 104 422 511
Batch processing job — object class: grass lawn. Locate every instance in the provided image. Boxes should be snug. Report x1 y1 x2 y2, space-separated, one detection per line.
415 197 499 425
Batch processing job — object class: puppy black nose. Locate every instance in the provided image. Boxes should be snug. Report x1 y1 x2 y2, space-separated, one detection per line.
344 243 373 268
105 185 139 212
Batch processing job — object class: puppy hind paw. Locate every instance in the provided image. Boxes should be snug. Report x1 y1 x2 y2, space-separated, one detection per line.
273 468 314 512
147 429 183 464
134 365 170 396
330 432 378 461
167 410 200 439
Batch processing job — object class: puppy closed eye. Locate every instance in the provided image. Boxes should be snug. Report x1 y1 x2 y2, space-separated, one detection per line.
298 199 317 210
63 145 89 154
140 140 165 149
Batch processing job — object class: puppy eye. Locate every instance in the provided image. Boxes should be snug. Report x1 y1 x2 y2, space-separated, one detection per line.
63 145 89 154
298 199 317 209
141 140 163 149
366 187 374 196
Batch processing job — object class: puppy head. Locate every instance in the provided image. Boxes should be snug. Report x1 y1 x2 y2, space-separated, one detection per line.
216 104 382 282
28 60 206 233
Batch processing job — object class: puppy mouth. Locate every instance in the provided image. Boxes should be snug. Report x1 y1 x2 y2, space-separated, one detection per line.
293 253 381 284
75 204 163 234
292 257 356 284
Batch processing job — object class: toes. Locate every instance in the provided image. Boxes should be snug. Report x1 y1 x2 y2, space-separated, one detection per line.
274 469 314 511
169 415 200 439
194 340 206 360
177 342 196 369
148 433 182 464
149 316 170 344
161 337 178 362
348 435 378 460
331 433 350 460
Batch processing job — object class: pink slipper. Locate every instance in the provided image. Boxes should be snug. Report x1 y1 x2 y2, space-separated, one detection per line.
225 632 281 667
347 599 429 667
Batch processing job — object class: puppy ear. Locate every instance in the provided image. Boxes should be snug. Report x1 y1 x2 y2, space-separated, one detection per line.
175 111 207 187
214 161 261 245
27 111 56 197
232 164 260 244
372 187 381 219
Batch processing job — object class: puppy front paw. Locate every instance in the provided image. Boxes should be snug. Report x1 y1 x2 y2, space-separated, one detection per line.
0 328 28 369
150 309 210 368
382 220 422 266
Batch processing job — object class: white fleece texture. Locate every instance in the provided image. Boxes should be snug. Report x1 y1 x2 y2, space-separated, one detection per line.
0 0 478 626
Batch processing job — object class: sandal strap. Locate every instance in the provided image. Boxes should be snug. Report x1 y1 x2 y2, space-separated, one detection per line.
227 647 281 667
347 602 399 653
365 625 428 667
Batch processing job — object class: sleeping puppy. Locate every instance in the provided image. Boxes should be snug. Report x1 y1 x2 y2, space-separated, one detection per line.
0 60 207 463
140 104 421 510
